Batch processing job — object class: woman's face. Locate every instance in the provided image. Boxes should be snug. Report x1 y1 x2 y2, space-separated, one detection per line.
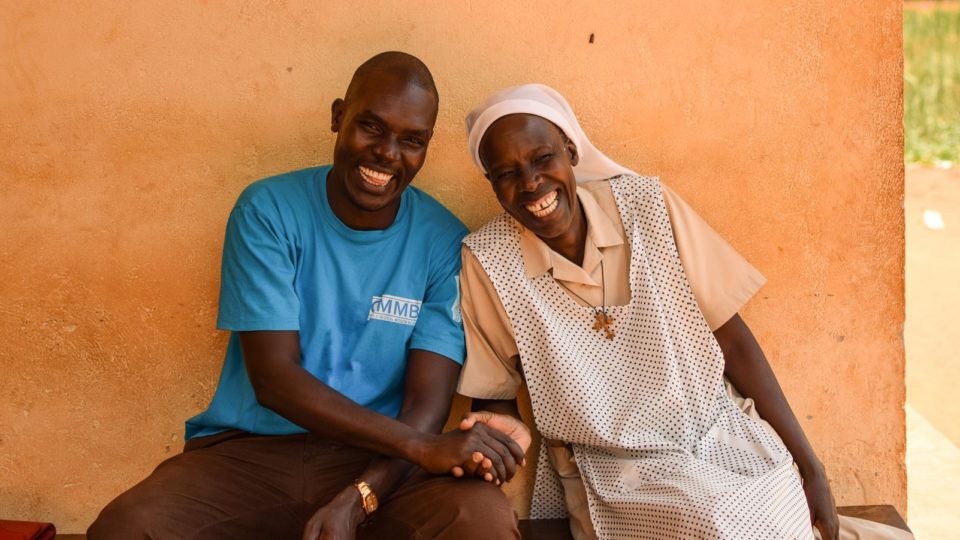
478 114 580 241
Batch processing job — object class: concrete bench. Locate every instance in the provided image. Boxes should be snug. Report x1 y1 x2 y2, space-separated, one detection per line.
517 505 911 539
51 504 910 539
54 394 909 538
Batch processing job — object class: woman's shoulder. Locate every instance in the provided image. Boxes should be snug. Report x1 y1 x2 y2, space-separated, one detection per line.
464 213 520 255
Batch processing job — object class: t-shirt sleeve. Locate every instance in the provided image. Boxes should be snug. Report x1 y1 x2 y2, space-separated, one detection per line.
456 245 524 400
409 227 469 365
662 185 767 331
216 202 301 331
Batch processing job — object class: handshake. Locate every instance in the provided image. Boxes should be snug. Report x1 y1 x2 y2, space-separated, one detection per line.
416 411 533 485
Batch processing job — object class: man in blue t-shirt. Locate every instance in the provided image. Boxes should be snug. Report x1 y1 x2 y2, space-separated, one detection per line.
89 52 523 539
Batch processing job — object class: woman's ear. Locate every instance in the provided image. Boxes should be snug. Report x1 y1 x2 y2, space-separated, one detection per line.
566 139 579 167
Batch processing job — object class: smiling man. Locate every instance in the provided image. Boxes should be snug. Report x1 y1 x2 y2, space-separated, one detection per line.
87 52 522 540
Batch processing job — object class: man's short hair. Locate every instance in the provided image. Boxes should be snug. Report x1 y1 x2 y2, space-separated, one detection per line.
344 51 438 104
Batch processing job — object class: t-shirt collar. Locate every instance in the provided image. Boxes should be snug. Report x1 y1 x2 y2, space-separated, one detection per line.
317 166 408 243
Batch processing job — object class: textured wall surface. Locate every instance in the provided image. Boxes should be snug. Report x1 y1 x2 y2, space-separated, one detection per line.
0 0 904 532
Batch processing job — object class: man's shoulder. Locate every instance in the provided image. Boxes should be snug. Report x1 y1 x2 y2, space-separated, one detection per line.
404 185 468 238
234 165 328 212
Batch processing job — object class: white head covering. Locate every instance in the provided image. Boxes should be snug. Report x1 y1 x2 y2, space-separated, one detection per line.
465 83 636 183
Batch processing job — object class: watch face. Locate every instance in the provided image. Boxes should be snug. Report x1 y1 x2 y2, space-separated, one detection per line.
364 493 378 513
355 480 378 514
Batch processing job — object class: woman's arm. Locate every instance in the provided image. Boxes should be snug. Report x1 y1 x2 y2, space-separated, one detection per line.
714 313 839 540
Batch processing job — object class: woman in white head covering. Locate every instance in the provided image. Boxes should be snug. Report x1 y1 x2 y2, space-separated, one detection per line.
455 84 909 540
466 83 636 184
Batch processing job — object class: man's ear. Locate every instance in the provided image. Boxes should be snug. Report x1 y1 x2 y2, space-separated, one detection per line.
566 139 579 167
330 98 345 132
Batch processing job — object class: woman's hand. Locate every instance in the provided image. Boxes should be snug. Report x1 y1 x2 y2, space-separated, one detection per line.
802 467 839 540
450 411 532 482
415 423 525 484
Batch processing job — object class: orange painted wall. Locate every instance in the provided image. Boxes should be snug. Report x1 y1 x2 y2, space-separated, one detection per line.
0 1 904 532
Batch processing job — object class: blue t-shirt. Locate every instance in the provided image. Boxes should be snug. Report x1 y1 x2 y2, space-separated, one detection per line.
185 166 468 439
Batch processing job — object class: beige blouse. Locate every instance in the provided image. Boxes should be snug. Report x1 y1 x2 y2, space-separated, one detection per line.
457 179 766 399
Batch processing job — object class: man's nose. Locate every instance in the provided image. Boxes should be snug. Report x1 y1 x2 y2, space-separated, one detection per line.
373 136 401 162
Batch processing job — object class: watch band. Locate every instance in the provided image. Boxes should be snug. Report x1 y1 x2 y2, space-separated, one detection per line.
353 479 379 515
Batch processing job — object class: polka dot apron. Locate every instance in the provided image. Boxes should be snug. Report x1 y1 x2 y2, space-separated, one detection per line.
465 176 814 539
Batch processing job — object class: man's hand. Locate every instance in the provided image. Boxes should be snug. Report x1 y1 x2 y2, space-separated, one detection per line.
802 468 839 540
450 411 532 482
301 485 367 540
415 423 525 484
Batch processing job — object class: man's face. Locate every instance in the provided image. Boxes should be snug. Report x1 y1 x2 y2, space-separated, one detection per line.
479 114 580 241
328 76 437 226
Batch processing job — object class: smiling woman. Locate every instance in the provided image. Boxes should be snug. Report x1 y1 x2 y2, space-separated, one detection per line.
455 84 913 540
479 114 586 263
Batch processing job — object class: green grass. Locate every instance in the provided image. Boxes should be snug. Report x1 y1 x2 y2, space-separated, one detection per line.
904 5 960 164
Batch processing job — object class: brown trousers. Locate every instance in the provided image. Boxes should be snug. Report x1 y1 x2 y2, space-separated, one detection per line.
88 430 519 540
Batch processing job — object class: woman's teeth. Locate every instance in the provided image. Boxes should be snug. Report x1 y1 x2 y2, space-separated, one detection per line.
525 190 559 217
359 165 394 187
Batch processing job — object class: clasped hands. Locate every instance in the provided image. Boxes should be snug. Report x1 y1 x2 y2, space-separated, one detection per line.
454 411 532 484
418 411 532 485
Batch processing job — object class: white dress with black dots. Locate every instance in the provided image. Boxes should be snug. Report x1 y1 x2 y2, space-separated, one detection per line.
464 175 814 539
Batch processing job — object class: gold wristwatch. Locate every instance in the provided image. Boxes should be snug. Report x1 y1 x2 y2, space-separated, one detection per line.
353 479 379 516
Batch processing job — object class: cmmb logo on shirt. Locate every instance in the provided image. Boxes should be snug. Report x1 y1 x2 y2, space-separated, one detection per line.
368 294 422 326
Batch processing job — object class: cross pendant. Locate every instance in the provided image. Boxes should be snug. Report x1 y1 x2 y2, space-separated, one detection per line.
592 310 615 340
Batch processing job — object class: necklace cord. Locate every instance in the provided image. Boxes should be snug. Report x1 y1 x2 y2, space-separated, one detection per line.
557 259 606 313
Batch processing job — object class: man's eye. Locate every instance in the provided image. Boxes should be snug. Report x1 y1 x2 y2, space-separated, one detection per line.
360 122 380 133
405 137 426 148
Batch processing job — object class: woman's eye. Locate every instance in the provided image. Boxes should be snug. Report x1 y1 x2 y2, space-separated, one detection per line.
535 153 555 165
496 170 515 181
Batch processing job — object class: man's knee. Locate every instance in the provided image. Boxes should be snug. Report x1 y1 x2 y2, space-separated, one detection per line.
374 476 519 540
87 488 157 540
433 480 520 539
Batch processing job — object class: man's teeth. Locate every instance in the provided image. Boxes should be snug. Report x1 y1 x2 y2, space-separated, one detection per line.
525 191 559 217
359 165 394 187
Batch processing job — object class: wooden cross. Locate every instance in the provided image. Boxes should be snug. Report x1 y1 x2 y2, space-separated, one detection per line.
593 310 615 340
